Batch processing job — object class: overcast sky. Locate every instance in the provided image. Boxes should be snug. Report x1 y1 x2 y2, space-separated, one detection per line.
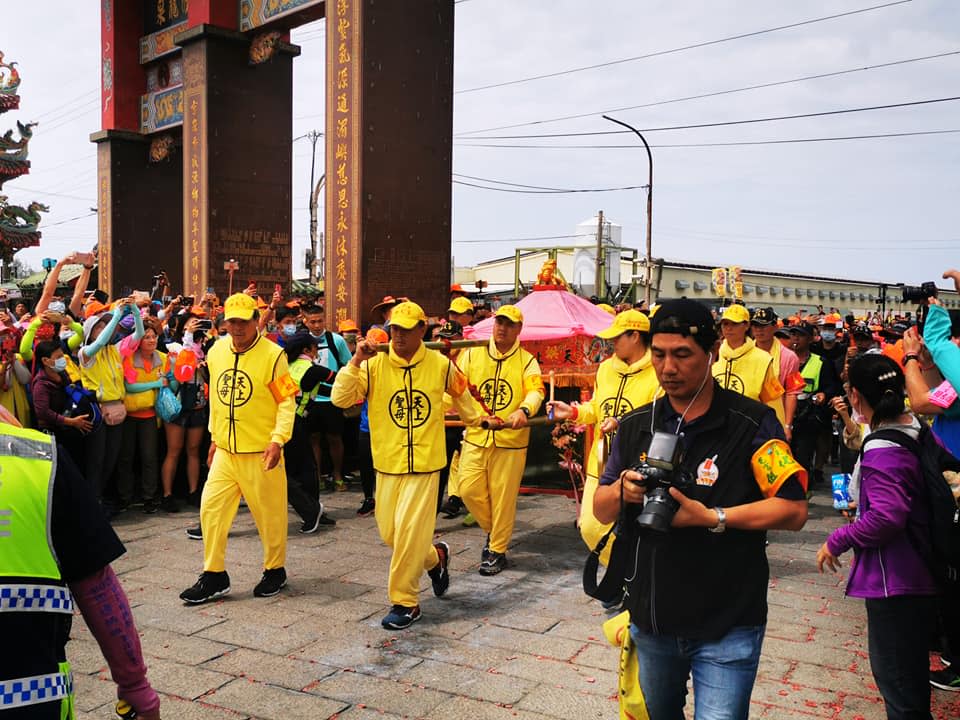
4 0 959 287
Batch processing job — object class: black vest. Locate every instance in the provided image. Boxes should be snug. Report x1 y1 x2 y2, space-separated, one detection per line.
617 386 773 641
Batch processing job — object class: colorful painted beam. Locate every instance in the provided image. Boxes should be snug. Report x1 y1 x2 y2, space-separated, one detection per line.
239 0 324 32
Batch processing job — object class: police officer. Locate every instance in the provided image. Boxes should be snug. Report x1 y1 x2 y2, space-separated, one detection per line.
0 405 161 719
594 299 808 719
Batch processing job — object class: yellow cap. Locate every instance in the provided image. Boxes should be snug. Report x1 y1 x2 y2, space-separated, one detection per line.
596 303 616 315
596 309 650 339
720 304 750 323
389 301 427 329
448 296 475 314
223 293 257 321
494 305 523 324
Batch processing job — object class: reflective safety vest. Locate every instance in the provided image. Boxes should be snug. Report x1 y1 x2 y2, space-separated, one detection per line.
799 353 823 398
0 426 75 718
289 357 317 418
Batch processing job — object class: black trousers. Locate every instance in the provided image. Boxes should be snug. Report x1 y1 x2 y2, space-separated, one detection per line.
358 430 375 500
865 594 935 720
85 421 124 500
284 416 321 521
437 426 463 512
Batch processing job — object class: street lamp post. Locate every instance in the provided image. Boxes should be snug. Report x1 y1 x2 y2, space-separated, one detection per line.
602 115 653 306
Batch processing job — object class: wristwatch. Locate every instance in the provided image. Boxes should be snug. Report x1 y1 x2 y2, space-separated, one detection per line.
519 407 531 418
709 507 727 533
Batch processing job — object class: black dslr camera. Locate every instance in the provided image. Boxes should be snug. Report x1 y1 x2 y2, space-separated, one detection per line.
902 281 937 304
632 431 694 533
902 281 938 333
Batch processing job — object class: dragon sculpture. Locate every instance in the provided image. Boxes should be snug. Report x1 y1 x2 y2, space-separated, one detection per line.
0 52 43 258
0 52 21 112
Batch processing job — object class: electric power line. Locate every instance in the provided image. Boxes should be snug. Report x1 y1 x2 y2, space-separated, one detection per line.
452 173 648 193
40 211 98 229
454 128 960 149
457 50 960 136
463 96 960 139
8 187 96 202
455 0 912 94
454 233 594 244
453 180 646 194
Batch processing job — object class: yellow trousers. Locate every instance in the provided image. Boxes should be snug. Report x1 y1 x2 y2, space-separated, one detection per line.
580 474 614 566
376 471 441 607
458 444 527 554
201 449 288 573
446 449 461 497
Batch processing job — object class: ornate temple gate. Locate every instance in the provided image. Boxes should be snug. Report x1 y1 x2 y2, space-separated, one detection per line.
94 0 454 323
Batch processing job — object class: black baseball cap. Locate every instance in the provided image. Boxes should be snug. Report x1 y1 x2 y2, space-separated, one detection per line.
750 307 777 326
788 324 813 337
649 299 718 352
436 320 463 338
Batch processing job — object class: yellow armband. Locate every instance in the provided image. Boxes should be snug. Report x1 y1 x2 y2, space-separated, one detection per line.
268 373 300 402
751 439 807 497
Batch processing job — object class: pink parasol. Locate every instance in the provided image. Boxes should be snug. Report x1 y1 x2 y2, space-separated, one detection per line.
463 287 614 341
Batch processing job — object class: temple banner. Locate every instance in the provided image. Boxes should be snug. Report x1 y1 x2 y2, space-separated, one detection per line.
239 0 324 31
140 85 184 133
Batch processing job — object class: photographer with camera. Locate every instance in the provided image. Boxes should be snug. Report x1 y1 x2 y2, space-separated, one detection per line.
593 299 808 720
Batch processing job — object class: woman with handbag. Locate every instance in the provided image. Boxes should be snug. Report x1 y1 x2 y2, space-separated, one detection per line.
30 339 94 467
79 299 143 512
118 326 169 514
160 317 209 512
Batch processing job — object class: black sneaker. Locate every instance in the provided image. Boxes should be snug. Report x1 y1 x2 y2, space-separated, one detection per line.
180 571 230 604
479 551 507 576
930 667 960 691
943 653 955 668
161 495 180 513
254 568 287 597
142 498 160 514
428 541 450 597
481 535 491 562
439 496 463 519
300 504 337 533
187 490 202 507
357 498 376 517
381 604 421 630
186 525 203 540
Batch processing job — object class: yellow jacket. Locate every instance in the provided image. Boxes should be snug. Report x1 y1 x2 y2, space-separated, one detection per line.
577 352 660 477
713 338 785 423
331 343 479 474
458 339 544 450
207 334 297 453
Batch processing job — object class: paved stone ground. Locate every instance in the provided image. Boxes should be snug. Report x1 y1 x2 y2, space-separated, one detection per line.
69 489 960 719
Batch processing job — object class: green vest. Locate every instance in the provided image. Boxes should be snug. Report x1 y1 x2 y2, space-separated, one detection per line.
289 357 317 417
0 426 75 718
799 353 823 397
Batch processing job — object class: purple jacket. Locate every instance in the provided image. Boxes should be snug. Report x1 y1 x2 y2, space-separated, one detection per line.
826 426 938 599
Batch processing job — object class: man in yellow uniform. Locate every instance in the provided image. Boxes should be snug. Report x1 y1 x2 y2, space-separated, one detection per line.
547 310 659 568
331 301 480 629
713 304 786 426
180 294 298 604
457 305 544 575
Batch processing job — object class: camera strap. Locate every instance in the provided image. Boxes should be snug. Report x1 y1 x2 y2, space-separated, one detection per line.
582 474 631 602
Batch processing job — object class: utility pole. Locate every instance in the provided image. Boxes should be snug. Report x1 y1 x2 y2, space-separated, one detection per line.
305 129 324 284
603 115 653 305
595 210 604 300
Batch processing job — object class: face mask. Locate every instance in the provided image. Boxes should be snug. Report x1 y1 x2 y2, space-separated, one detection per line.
53 357 67 372
49 302 66 314
310 331 324 340
282 324 298 337
820 331 836 343
60 329 75 341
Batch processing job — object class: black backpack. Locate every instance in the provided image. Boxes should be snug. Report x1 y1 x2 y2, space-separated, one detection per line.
867 426 960 586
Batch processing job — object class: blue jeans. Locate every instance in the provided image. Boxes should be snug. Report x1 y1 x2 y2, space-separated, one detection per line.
630 623 765 720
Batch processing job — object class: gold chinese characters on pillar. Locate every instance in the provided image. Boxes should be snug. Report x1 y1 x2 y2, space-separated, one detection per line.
182 46 208 298
97 145 112 293
325 0 361 325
